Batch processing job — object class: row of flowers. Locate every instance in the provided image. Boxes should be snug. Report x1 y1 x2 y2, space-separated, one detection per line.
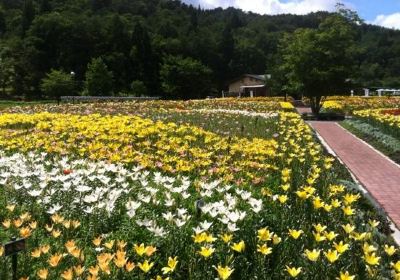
322 97 400 114
0 112 281 183
2 98 292 115
353 109 400 139
0 150 399 279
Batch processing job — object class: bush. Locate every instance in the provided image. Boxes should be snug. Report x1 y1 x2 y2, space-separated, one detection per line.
40 69 75 99
160 55 212 100
84 57 113 96
130 80 148 97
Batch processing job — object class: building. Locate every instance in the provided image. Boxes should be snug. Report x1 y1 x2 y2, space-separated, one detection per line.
226 74 269 97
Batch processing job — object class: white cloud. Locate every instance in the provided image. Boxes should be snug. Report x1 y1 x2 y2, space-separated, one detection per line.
373 13 400 30
186 0 338 15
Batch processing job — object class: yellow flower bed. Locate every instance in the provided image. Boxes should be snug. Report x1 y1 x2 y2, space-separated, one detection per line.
322 101 343 111
279 102 294 110
0 101 398 279
353 109 400 128
2 98 288 115
323 96 400 113
0 112 279 182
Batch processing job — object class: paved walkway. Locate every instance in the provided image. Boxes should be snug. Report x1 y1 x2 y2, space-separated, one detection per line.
296 107 312 114
309 121 400 228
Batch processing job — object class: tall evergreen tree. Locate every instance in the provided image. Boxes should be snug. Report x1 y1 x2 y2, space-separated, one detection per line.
131 22 159 96
0 0 397 99
229 10 243 29
220 26 234 66
110 15 130 53
0 8 6 36
161 55 212 99
21 0 35 35
91 0 112 11
189 8 198 32
39 0 51 13
217 24 235 89
104 15 132 93
0 48 14 95
84 57 113 96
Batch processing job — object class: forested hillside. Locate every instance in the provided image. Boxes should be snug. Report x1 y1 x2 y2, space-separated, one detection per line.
0 0 399 99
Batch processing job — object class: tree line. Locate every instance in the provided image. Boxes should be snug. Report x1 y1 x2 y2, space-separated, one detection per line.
0 0 399 100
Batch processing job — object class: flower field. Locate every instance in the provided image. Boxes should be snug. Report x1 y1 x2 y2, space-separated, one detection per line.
322 96 400 114
1 98 293 115
0 99 399 280
353 109 400 134
328 97 400 164
350 108 400 144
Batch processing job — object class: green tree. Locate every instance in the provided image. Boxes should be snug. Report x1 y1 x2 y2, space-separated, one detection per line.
103 15 132 93
9 37 42 99
130 80 148 96
160 55 212 100
0 46 15 96
0 8 6 36
189 8 198 32
91 0 112 11
40 69 75 99
131 22 160 96
219 25 234 70
39 0 51 13
268 54 289 97
280 14 357 113
84 57 113 96
21 0 35 35
0 0 399 100
27 13 73 77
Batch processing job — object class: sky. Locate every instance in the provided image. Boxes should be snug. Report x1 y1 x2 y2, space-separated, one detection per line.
182 0 400 29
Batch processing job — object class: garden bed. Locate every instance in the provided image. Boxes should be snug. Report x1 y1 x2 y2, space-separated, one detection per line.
0 99 398 279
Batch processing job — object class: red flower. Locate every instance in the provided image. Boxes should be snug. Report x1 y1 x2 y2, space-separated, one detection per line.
382 109 400 116
63 169 72 175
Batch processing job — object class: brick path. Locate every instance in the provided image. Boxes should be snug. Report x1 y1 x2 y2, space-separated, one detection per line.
295 107 312 114
309 121 400 228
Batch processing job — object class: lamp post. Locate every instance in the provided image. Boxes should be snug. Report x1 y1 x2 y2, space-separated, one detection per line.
70 71 76 104
4 237 26 280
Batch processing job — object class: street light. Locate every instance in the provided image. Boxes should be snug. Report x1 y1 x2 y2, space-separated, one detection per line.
5 237 26 280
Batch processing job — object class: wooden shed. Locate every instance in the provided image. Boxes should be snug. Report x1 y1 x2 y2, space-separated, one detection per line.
227 74 269 97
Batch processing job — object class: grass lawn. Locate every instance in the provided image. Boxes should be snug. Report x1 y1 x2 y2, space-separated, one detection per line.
0 100 56 109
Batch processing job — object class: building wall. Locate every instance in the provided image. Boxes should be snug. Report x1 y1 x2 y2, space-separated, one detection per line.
229 76 265 93
241 87 268 97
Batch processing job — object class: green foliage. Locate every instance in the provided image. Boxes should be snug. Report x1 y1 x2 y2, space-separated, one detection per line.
0 47 14 95
21 0 35 35
91 0 112 11
0 0 398 99
39 0 51 14
130 80 148 96
84 57 113 96
279 14 357 113
161 55 212 99
7 37 41 99
40 69 75 99
0 8 6 35
131 22 160 96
